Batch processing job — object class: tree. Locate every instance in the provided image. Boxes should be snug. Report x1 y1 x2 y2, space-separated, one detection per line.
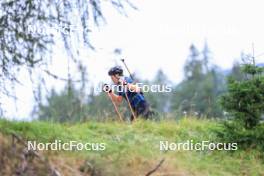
37 80 90 122
229 61 244 81
0 0 136 112
220 60 264 129
219 57 264 150
172 44 225 118
0 0 135 77
184 44 203 80
144 69 171 114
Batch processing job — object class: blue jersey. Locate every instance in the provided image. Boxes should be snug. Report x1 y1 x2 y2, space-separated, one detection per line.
118 77 146 110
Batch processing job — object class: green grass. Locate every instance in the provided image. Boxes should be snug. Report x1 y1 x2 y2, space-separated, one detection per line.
0 118 263 176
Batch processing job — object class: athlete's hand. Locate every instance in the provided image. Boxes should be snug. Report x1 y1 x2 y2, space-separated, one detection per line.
103 84 112 93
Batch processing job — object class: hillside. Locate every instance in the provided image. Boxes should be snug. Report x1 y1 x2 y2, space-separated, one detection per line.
0 118 263 176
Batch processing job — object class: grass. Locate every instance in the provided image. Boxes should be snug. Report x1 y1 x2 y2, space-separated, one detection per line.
0 118 263 176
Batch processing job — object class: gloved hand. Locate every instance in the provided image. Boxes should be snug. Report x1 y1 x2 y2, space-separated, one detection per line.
102 84 112 93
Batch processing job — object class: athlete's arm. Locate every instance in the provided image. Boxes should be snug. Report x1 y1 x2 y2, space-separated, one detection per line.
108 92 123 104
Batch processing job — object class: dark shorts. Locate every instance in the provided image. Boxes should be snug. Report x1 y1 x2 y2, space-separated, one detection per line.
131 101 154 121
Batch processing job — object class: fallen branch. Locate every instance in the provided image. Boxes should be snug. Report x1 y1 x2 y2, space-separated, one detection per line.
145 158 165 176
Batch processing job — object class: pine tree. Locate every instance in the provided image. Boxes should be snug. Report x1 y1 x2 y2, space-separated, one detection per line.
220 60 264 129
173 44 225 118
219 57 264 149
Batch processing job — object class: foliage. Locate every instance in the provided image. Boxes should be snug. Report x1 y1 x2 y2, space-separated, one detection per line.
0 0 136 108
172 44 226 118
143 69 172 114
37 81 90 122
35 80 134 122
219 59 264 149
0 0 134 76
217 120 264 151
221 63 264 128
87 89 130 121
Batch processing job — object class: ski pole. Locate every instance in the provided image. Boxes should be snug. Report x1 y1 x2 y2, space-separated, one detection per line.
119 59 138 121
107 93 123 122
124 88 137 121
121 58 134 81
115 75 137 122
103 84 123 122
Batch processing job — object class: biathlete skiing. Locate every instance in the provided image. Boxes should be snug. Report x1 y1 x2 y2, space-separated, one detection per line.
103 64 153 122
